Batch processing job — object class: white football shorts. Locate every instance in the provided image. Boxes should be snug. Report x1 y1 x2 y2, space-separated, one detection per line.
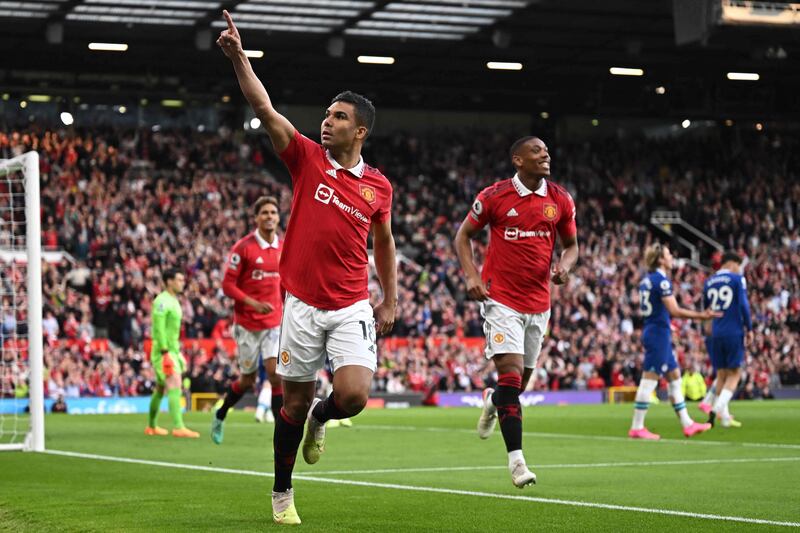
278 292 377 382
482 298 551 369
232 324 281 375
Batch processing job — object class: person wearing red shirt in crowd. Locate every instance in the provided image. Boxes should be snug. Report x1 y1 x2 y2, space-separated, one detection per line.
62 312 79 339
210 317 231 340
455 136 579 489
587 371 606 390
42 223 58 249
611 362 626 387
218 11 397 525
211 196 284 445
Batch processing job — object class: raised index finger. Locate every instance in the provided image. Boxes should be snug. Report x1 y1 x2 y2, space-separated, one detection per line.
223 10 236 33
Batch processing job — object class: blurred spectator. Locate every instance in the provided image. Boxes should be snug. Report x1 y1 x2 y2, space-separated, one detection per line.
51 395 68 413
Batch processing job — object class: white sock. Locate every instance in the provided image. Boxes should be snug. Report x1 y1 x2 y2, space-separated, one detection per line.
713 389 733 416
702 384 716 405
668 379 693 428
508 449 525 467
258 384 271 412
631 378 658 430
272 488 294 513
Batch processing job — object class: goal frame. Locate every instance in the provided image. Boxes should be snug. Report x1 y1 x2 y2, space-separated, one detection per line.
0 151 44 452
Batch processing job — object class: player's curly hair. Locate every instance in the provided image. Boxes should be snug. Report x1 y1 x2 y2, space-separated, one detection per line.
644 243 665 272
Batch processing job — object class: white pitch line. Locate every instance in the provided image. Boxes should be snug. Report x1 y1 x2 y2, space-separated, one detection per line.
44 449 276 478
220 422 800 450
308 456 800 475
312 465 507 475
41 449 800 528
356 424 800 450
293 475 800 528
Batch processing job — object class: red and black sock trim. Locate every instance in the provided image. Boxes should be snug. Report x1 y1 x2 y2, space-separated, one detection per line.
216 380 245 421
273 408 305 492
494 372 523 452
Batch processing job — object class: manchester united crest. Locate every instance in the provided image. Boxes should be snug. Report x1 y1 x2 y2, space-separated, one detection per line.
360 184 377 204
543 203 558 220
280 350 291 366
493 333 505 344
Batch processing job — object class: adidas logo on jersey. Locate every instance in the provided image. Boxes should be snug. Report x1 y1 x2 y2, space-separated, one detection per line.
255 257 264 264
506 208 519 217
326 169 337 179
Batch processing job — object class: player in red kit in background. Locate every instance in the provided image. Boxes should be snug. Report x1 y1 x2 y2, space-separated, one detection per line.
211 196 284 444
217 11 397 525
455 136 579 488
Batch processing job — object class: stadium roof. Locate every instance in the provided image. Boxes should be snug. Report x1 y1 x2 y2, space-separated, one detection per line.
1 0 799 118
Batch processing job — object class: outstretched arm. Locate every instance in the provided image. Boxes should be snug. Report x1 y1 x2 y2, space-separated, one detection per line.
663 295 720 321
217 10 294 152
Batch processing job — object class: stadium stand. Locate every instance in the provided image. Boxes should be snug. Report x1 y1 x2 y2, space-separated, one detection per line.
0 126 797 401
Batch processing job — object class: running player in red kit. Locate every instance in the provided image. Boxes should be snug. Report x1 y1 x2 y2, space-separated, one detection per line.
218 11 397 525
211 196 284 444
455 136 579 488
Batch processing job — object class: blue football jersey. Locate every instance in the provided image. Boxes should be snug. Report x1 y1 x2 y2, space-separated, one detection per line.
703 269 753 337
639 270 673 336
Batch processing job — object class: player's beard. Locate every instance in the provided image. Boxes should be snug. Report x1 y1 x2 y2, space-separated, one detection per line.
260 223 275 238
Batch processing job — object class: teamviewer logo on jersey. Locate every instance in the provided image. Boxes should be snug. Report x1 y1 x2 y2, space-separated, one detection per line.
314 184 334 204
504 227 550 240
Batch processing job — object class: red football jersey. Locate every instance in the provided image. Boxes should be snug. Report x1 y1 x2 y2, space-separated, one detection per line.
222 231 283 330
467 175 577 314
278 130 392 310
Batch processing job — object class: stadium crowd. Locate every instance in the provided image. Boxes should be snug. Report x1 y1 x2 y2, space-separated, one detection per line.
0 125 798 402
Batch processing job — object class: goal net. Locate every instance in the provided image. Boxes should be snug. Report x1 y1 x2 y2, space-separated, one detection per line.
0 151 44 451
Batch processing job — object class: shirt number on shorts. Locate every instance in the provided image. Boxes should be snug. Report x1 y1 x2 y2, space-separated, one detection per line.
359 320 376 343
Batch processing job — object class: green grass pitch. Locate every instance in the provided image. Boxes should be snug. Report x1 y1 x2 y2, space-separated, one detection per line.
1 401 799 531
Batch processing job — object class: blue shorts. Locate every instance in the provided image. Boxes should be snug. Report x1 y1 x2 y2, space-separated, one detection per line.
642 334 678 375
709 335 744 370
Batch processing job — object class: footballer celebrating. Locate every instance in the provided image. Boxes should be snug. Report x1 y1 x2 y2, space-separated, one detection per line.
218 10 397 525
455 136 578 488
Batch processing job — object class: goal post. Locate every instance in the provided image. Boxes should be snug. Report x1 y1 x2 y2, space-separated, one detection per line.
0 151 44 452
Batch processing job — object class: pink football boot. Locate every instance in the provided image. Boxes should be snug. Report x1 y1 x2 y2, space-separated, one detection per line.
628 428 661 440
